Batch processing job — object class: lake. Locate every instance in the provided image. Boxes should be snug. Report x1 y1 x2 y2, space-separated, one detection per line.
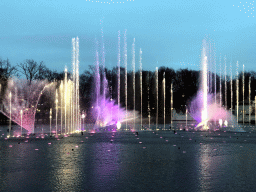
0 124 256 192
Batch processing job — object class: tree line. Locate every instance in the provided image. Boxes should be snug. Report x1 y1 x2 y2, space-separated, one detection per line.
1 58 256 123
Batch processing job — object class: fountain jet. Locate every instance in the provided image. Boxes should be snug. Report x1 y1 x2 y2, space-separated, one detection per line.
0 79 55 134
190 39 243 132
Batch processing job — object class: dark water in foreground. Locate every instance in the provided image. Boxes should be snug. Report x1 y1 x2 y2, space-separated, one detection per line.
1 126 256 192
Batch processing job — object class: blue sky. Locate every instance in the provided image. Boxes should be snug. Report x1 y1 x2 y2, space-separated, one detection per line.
0 0 256 74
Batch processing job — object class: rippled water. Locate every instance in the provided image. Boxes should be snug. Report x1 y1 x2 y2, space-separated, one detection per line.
1 124 256 192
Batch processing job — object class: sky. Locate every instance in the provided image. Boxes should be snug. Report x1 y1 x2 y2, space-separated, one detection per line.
0 0 256 75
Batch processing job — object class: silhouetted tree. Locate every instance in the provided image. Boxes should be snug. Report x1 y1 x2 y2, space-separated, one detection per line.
35 67 63 82
0 58 17 104
0 58 16 81
17 59 45 83
80 69 94 109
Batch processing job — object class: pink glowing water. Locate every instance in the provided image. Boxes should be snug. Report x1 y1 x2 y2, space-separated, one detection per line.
92 51 137 130
189 91 234 124
0 79 55 133
92 96 125 127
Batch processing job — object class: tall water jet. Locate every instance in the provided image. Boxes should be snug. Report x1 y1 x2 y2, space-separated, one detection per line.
60 81 63 134
186 106 188 129
220 54 222 107
68 79 72 133
124 30 128 130
155 67 158 130
20 109 23 136
201 47 208 130
55 74 74 134
212 47 216 124
163 72 165 130
215 55 217 124
132 38 136 129
171 83 173 128
230 62 233 122
76 38 80 131
92 38 126 129
94 50 100 128
100 22 106 104
243 64 245 125
65 68 67 134
72 40 76 133
249 76 251 124
190 39 210 130
139 48 142 129
189 39 243 131
95 51 100 111
103 73 108 106
224 56 227 110
9 92 12 137
163 72 166 130
236 61 239 123
72 37 80 132
50 108 52 135
69 81 72 133
55 89 58 135
147 72 151 129
209 41 212 93
117 31 121 123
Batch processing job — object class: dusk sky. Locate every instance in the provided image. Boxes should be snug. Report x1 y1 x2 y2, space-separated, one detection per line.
1 0 256 74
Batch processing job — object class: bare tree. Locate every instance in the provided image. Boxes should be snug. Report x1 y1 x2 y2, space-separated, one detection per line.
0 58 16 81
0 58 17 102
17 59 45 83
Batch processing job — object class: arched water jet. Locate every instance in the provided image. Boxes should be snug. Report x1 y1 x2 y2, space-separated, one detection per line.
0 78 55 135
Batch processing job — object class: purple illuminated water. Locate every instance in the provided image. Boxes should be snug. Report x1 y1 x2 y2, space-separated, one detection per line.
92 49 125 129
189 91 238 129
92 96 125 128
92 37 139 130
92 63 139 130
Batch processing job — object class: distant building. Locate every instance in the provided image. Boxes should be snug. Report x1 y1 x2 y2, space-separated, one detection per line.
234 98 256 123
172 109 194 121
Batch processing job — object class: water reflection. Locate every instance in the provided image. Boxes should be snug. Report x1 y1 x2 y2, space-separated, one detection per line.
0 138 49 191
48 138 82 191
91 142 121 191
198 144 218 191
197 133 256 191
1 127 256 191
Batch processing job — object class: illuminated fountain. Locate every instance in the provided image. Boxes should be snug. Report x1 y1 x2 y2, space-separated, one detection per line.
189 39 243 132
124 30 128 130
0 78 55 135
171 83 173 128
46 37 80 136
156 67 158 130
139 48 143 129
147 72 151 129
117 31 121 125
92 51 126 130
91 31 140 131
0 37 79 137
72 37 80 133
56 71 77 135
163 72 166 130
201 49 208 130
93 96 125 128
132 38 135 130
